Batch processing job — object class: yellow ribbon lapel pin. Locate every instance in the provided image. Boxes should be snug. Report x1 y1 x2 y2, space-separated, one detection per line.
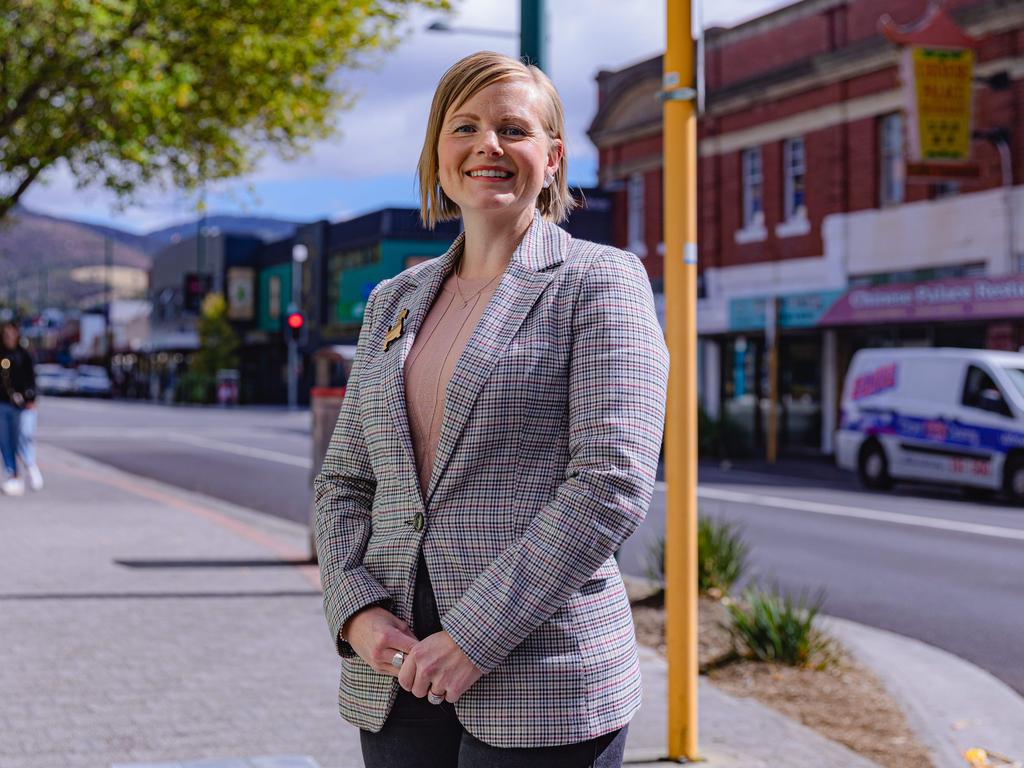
384 309 409 351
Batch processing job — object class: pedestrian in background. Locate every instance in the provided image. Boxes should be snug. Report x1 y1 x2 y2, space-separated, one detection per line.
0 321 37 496
314 51 669 768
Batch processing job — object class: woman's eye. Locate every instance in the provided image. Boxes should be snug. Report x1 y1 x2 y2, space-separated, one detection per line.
453 125 475 133
503 126 526 136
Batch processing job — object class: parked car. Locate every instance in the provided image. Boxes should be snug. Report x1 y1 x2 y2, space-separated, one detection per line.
836 348 1024 502
75 365 113 398
35 364 77 396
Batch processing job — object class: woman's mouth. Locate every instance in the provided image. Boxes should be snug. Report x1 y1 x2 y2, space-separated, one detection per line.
466 169 514 179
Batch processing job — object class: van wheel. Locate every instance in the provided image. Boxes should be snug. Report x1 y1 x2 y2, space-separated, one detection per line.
1003 456 1024 504
858 441 892 490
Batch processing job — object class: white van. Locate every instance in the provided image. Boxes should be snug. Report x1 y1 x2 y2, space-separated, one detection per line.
835 348 1024 501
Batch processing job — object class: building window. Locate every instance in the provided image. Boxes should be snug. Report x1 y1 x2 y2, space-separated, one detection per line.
742 147 764 229
627 172 646 257
783 137 806 221
928 181 961 200
268 276 281 320
735 147 766 244
879 113 905 207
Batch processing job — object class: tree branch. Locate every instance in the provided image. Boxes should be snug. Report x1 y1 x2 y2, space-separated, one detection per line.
0 160 48 219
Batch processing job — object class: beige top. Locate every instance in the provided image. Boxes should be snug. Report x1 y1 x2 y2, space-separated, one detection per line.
404 268 503 496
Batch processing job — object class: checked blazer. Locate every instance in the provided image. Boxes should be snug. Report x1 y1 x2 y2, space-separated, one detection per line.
313 214 670 748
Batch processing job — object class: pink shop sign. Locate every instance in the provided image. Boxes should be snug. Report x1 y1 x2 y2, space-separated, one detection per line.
819 276 1024 326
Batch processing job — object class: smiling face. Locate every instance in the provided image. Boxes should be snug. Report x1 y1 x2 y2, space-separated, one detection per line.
437 78 562 227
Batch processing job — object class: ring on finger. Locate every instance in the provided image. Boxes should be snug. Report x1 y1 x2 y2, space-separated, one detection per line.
427 690 445 705
391 651 405 669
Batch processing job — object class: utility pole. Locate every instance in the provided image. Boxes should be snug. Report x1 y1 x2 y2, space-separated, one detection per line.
38 269 47 314
105 236 114 370
662 0 699 761
766 297 779 464
520 0 545 70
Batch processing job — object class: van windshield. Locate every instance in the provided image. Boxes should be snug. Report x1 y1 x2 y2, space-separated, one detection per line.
1001 368 1024 401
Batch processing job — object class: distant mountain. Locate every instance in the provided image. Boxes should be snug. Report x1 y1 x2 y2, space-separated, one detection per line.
15 207 299 256
1 207 302 311
0 207 151 310
139 215 298 254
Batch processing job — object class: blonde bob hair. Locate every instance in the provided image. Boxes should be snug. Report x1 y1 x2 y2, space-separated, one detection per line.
418 51 576 228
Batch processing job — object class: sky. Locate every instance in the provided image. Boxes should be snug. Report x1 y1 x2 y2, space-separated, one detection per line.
23 0 785 234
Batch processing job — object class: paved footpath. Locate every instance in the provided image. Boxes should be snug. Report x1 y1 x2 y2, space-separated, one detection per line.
1 444 1018 768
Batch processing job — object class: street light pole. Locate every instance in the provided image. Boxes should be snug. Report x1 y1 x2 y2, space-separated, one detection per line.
288 243 309 410
426 0 545 71
973 128 1016 273
520 0 546 70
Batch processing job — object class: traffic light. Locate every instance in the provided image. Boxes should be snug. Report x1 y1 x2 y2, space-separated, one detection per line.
286 310 305 342
183 273 211 313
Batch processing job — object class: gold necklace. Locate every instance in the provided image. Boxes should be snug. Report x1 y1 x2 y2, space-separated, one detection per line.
453 259 502 309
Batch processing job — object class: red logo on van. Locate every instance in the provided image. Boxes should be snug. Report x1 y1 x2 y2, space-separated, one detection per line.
852 363 898 401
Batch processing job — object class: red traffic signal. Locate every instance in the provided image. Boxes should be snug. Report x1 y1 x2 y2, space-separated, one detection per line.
286 312 305 330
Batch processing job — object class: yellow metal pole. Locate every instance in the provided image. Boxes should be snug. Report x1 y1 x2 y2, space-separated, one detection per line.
663 0 698 761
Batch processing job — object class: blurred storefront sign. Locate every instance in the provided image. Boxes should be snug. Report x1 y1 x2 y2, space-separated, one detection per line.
730 274 1024 331
882 4 981 182
227 267 255 321
729 290 844 331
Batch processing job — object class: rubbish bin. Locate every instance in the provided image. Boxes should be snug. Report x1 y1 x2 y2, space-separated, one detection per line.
308 345 358 560
309 386 346 561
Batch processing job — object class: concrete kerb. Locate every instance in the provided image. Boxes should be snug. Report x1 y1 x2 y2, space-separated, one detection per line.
823 617 1024 768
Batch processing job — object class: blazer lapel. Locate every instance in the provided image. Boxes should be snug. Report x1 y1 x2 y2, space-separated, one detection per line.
424 216 568 508
380 233 464 508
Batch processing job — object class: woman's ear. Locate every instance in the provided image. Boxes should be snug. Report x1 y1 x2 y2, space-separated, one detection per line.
547 138 564 176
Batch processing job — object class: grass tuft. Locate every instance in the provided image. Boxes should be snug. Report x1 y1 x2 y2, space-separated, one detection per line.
726 588 836 669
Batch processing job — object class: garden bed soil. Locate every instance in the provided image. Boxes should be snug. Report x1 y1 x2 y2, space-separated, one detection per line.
630 594 935 768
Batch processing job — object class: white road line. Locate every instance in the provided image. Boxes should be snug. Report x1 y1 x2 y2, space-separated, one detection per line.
693 485 1024 543
41 427 313 469
167 434 313 469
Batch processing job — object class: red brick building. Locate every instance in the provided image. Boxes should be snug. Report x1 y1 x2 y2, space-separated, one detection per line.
589 0 1024 457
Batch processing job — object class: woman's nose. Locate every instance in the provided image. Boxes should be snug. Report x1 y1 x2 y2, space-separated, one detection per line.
476 130 502 155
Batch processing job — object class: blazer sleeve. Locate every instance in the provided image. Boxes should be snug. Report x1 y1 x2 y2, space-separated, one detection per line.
313 280 393 657
441 247 670 673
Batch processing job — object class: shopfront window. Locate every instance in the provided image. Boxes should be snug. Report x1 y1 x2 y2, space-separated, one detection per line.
720 333 824 458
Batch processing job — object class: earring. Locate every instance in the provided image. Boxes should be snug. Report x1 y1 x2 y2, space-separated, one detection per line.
543 173 554 189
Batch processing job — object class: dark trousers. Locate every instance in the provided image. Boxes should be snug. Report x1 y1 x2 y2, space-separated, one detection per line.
359 553 629 768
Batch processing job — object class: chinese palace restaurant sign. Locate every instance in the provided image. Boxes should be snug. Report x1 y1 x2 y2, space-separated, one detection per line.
882 6 980 180
820 276 1024 326
729 275 1024 332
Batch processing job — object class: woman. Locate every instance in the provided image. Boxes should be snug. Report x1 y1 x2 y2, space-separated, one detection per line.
1 321 37 496
314 52 669 767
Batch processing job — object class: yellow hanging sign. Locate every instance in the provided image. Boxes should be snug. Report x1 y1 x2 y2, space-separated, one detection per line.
906 46 975 162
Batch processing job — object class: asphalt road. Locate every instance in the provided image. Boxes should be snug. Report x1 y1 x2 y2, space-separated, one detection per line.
37 397 1024 694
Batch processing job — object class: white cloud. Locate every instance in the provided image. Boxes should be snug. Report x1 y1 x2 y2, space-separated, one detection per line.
24 0 780 232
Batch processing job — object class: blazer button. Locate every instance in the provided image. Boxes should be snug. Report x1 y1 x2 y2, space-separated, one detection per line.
413 512 425 532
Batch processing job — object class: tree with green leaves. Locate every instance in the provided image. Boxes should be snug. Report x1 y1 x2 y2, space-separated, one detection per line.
0 0 446 219
177 292 238 402
194 292 238 377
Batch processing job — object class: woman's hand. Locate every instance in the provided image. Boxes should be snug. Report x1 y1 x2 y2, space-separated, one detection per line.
344 607 418 677
398 631 483 703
